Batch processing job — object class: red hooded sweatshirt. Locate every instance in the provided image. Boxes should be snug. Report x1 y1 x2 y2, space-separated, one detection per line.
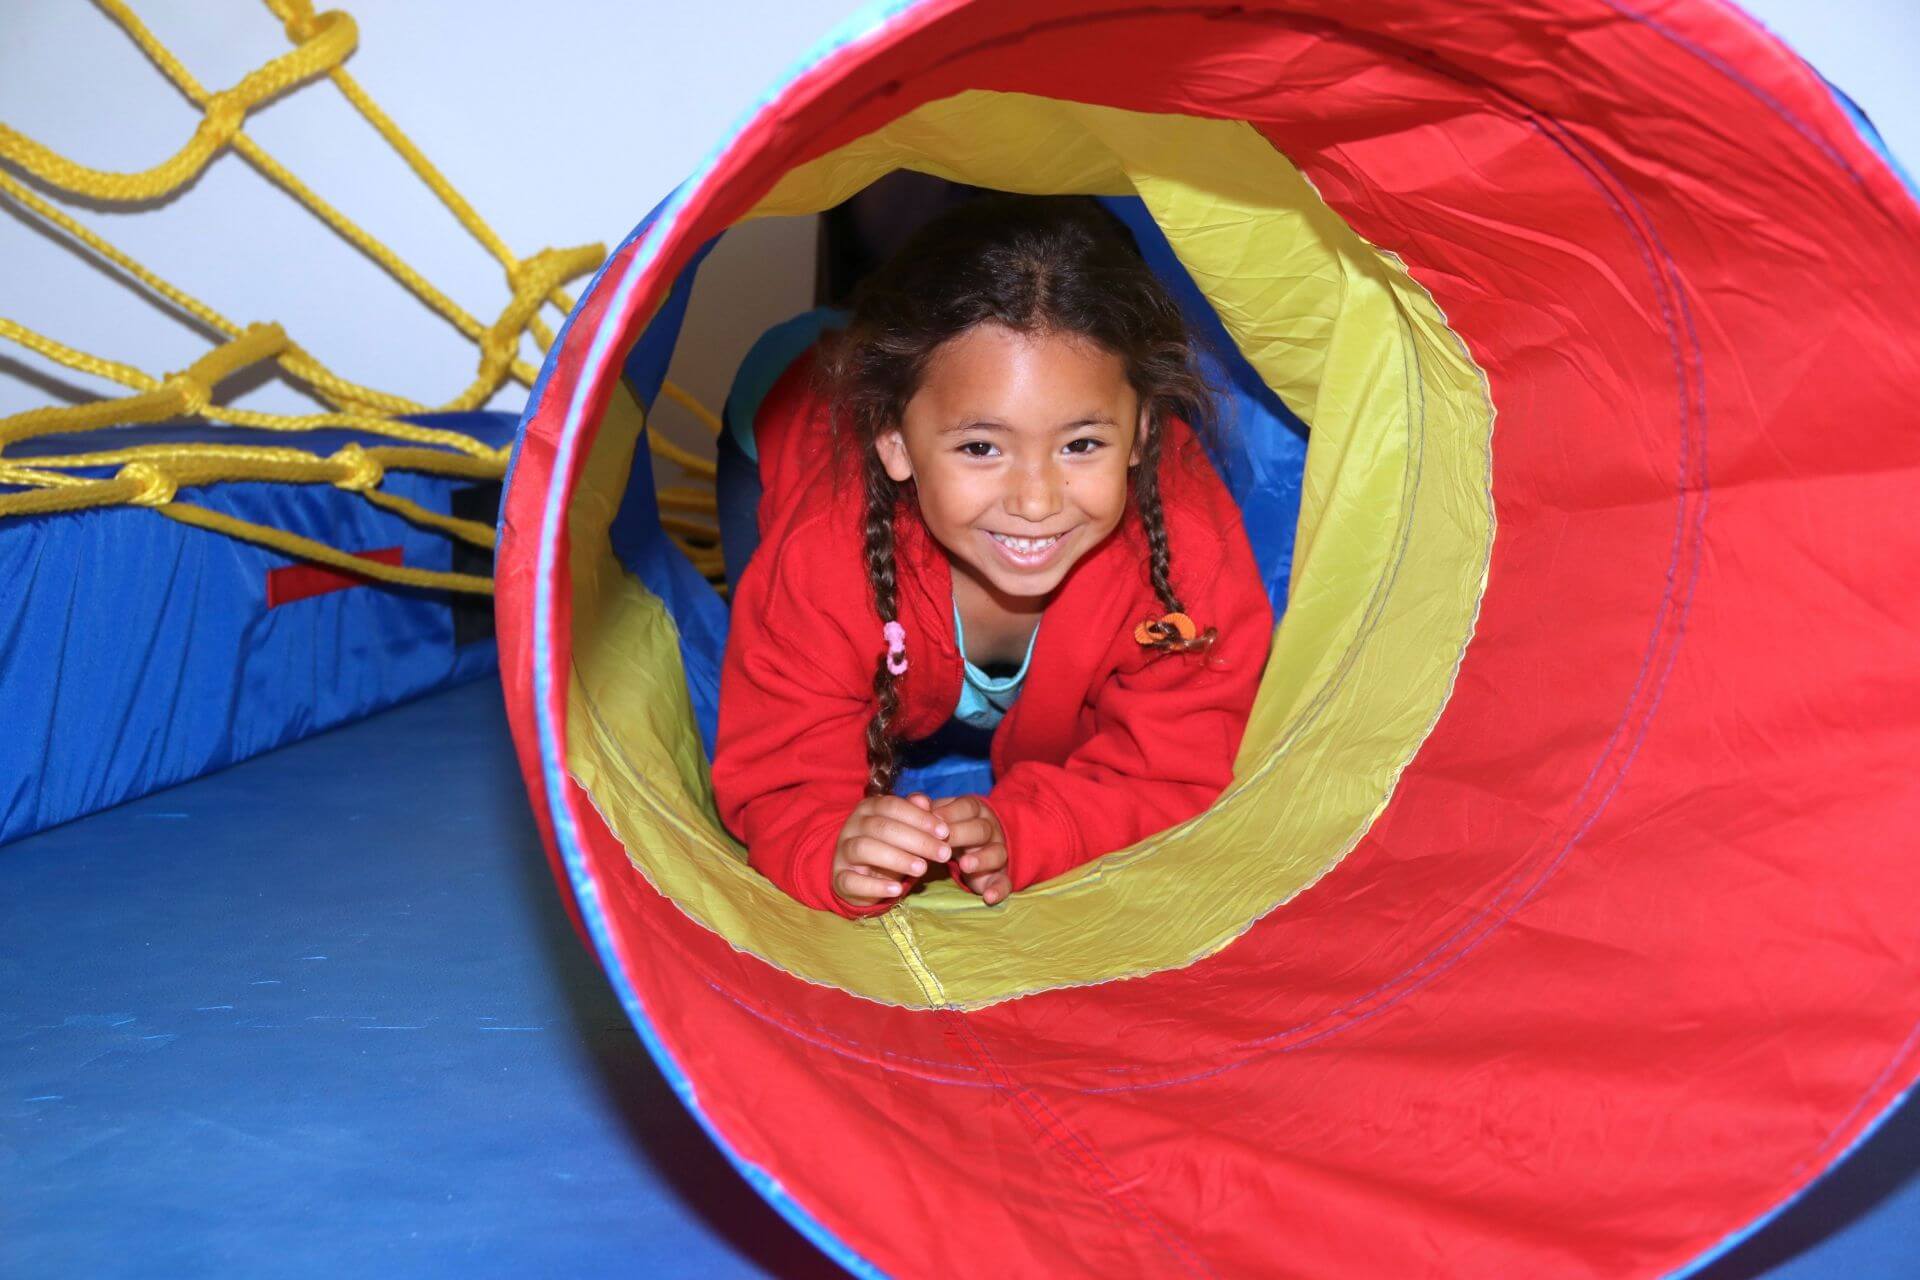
711 351 1275 918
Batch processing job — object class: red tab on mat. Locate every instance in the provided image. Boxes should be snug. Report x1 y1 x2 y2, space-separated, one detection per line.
267 546 404 607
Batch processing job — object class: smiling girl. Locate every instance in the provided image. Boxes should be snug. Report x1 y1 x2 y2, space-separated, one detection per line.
711 195 1274 917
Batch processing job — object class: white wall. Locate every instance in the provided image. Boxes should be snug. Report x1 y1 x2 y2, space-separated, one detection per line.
2 0 1913 453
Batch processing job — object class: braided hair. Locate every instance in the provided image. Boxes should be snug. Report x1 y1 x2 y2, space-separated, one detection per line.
819 194 1219 796
859 443 907 795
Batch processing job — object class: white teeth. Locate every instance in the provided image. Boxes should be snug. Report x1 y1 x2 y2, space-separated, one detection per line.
990 532 1060 555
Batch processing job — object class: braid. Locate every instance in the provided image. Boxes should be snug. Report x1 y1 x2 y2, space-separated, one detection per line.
1135 415 1183 616
1134 415 1217 656
861 447 904 795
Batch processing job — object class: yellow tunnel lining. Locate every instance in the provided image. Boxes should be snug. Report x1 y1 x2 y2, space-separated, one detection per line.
563 91 1495 1010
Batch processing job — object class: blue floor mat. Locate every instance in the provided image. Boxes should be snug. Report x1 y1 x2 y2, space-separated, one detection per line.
1 680 836 1279
2 679 1913 1278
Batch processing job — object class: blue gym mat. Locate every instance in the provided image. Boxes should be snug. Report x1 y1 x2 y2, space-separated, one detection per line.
2 678 1913 1277
1 679 837 1279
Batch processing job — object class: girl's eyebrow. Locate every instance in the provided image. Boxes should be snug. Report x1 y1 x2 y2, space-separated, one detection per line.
940 413 1118 435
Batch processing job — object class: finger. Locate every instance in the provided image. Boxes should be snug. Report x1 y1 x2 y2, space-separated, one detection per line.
858 816 950 863
961 868 1011 905
956 842 1008 876
837 868 905 901
931 794 982 824
944 815 997 850
873 795 949 840
905 792 934 812
848 837 932 879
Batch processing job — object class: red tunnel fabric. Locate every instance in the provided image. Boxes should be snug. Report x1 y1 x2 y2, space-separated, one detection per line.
496 1 1920 1274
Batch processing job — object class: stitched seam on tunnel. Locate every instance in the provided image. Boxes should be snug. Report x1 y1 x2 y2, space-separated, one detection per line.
873 937 1216 1274
945 1007 1218 1279
895 927 1216 1279
1595 0 1862 186
1670 1018 1920 1280
853 806 1216 1271
898 0 1868 198
879 908 949 1005
703 979 981 1073
703 980 993 1087
1790 1012 1920 1183
1055 88 1714 1093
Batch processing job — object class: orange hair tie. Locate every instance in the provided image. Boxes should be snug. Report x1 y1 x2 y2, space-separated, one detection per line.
1134 611 1197 646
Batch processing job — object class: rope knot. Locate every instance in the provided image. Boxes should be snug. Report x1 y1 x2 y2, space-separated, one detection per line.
329 443 383 491
203 91 247 139
478 325 520 373
117 461 177 507
504 255 544 294
278 0 322 42
505 244 603 304
162 371 213 418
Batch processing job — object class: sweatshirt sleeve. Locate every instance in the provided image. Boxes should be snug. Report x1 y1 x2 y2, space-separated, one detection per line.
984 530 1276 894
710 527 894 920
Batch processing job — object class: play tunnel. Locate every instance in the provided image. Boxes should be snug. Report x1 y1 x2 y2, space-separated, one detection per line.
495 1 1920 1274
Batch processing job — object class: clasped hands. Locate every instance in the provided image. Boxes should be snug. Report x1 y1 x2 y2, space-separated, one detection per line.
832 792 1009 910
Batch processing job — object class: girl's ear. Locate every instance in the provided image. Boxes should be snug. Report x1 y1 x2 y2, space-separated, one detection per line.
876 429 915 483
1129 405 1150 468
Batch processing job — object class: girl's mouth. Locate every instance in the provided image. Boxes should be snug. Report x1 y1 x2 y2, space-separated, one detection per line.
985 529 1069 570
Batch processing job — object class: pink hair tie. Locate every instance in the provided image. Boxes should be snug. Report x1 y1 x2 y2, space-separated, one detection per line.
883 620 909 676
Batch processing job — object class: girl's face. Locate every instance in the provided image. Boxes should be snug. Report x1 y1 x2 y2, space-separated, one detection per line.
876 323 1145 605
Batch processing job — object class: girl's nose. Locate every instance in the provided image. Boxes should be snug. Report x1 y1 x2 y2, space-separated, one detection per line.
1008 463 1063 522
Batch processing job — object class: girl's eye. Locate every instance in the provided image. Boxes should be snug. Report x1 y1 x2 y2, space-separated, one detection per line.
1063 438 1105 456
958 441 997 458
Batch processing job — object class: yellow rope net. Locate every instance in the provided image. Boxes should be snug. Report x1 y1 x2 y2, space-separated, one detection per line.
0 0 725 594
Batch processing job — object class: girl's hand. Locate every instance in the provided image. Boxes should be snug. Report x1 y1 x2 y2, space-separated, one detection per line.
932 795 1011 906
832 793 951 909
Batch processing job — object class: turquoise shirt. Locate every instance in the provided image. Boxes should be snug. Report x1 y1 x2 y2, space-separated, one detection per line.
953 599 1039 730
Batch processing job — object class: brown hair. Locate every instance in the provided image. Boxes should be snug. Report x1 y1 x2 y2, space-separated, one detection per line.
819 194 1219 795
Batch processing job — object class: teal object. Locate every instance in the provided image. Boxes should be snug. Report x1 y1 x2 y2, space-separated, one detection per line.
952 597 1038 730
722 307 849 463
